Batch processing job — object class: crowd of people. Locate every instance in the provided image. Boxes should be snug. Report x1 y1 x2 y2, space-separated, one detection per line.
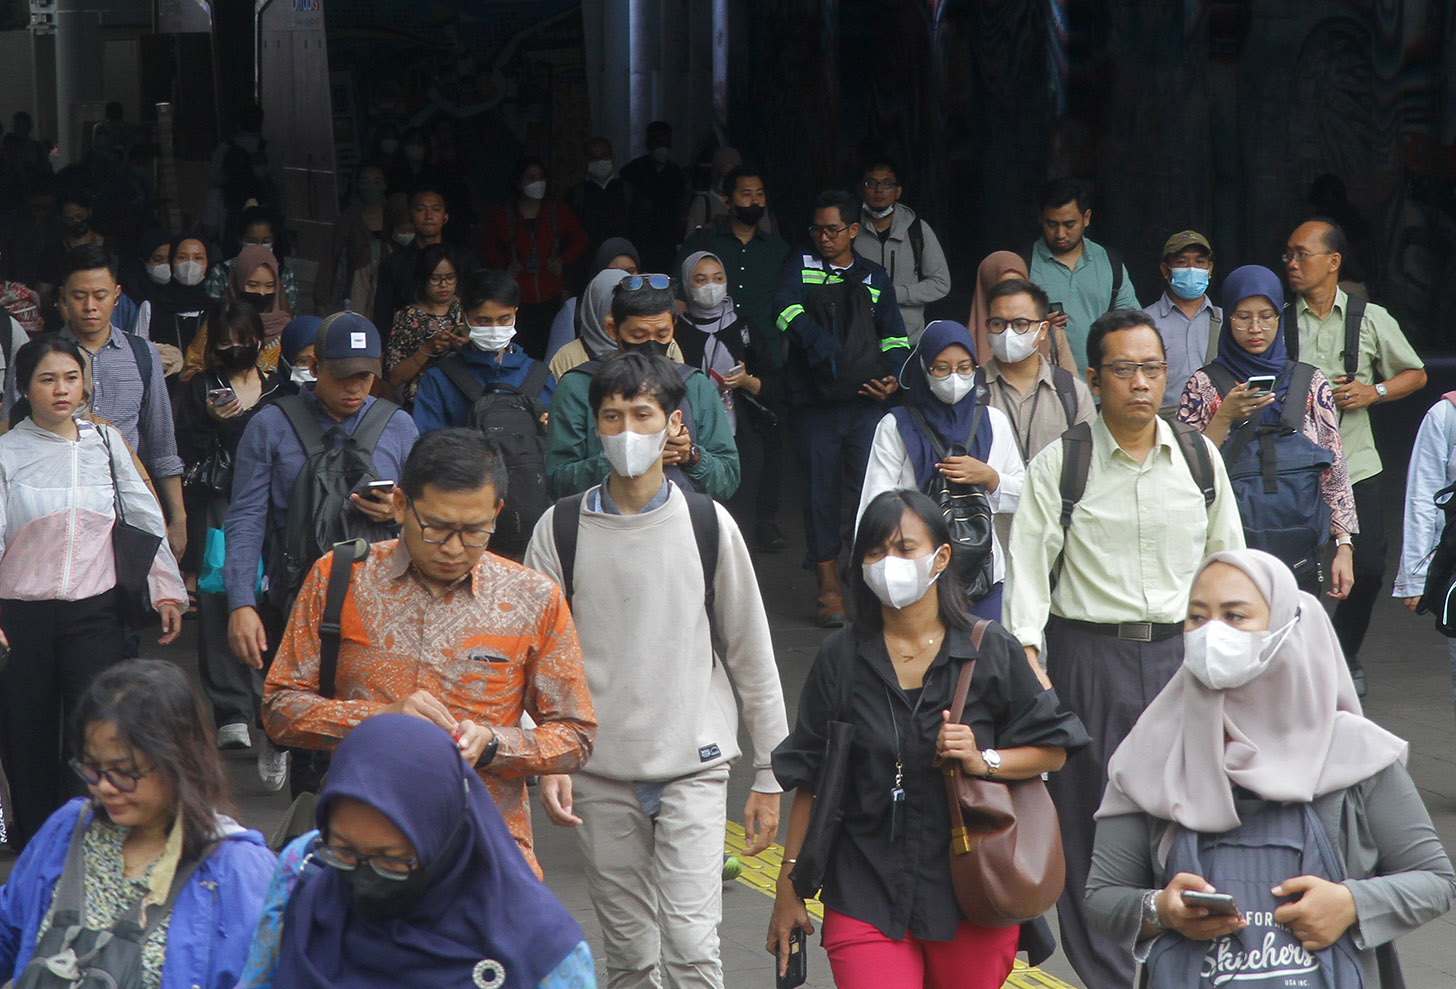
0 96 1452 989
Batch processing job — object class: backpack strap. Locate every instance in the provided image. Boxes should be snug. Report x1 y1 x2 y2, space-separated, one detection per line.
1342 295 1365 380
520 359 551 402
907 217 925 281
1057 420 1094 530
1170 419 1217 508
1283 302 1300 362
1051 366 1079 427
318 538 368 700
349 398 400 455
1106 247 1124 311
1202 363 1238 399
274 394 328 457
905 406 950 462
1205 308 1222 363
550 493 586 605
1280 362 1317 435
125 332 154 406
438 354 485 404
684 491 723 661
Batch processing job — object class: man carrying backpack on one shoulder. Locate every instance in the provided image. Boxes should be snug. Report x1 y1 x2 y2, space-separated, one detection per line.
225 312 418 792
413 269 554 561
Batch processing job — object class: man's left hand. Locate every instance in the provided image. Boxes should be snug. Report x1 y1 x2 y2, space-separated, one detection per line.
1332 376 1379 411
858 376 899 400
663 423 692 465
350 487 396 522
455 719 495 765
743 791 781 856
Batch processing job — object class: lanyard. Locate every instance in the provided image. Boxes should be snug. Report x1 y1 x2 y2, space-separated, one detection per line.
996 376 1043 464
884 681 928 843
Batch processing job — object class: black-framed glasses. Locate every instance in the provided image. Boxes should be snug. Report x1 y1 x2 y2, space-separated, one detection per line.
427 271 458 286
1100 360 1169 380
861 178 898 190
312 835 418 880
619 273 671 292
809 224 851 238
986 317 1046 335
407 497 494 548
1280 250 1333 265
70 759 157 793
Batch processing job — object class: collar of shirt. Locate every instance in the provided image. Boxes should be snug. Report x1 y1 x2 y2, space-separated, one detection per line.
1093 413 1176 468
381 537 483 597
1032 235 1104 273
983 354 1056 388
590 477 672 515
713 218 769 243
1153 291 1214 319
1295 286 1348 321
60 323 124 354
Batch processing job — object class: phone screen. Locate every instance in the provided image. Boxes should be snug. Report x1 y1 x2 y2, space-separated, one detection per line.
1048 302 1065 316
1245 375 1276 396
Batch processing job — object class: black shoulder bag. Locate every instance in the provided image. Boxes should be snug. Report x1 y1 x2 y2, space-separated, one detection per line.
788 632 859 899
99 426 163 629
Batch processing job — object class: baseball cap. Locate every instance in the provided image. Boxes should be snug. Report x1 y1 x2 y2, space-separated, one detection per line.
1162 230 1212 259
314 311 381 377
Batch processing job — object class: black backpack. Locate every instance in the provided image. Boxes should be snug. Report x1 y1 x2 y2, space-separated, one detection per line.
436 355 552 561
800 265 885 403
1204 362 1332 580
265 395 401 613
1418 478 1456 636
904 403 995 603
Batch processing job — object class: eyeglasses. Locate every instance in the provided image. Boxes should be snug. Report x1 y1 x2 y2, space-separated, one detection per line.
1229 312 1280 329
312 835 418 880
407 497 494 548
809 224 851 238
1100 360 1169 380
70 759 158 793
926 360 976 378
861 179 898 190
986 317 1046 335
241 239 274 249
1280 250 1333 265
427 271 458 286
619 273 671 292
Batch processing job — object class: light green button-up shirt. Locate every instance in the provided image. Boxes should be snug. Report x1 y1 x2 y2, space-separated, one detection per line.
1004 416 1245 647
1293 289 1423 484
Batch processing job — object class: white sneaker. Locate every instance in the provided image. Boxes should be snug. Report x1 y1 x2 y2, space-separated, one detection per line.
216 723 252 750
257 740 289 792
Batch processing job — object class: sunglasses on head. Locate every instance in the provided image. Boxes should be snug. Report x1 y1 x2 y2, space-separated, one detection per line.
619 273 672 292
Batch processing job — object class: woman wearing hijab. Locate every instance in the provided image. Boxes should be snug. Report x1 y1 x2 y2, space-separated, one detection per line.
544 236 641 365
547 261 685 380
967 251 1075 374
857 320 1023 620
1176 264 1356 599
1086 548 1456 988
675 249 780 434
237 713 593 989
181 244 291 382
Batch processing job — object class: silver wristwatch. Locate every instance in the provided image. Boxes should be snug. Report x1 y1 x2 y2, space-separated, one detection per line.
1142 889 1165 929
980 748 1002 778
1375 382 1388 402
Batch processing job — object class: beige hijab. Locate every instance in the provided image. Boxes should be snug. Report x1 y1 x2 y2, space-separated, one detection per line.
1097 549 1407 833
966 250 1076 373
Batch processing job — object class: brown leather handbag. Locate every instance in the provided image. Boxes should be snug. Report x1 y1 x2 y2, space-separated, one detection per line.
943 619 1065 928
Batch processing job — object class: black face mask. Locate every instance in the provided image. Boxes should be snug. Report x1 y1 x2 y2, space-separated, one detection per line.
216 344 259 371
623 340 670 359
63 218 88 238
343 864 433 922
730 202 765 227
239 291 274 313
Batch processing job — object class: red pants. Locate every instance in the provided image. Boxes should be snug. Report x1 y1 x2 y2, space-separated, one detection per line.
822 908 1020 989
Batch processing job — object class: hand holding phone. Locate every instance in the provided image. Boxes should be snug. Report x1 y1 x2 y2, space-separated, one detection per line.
365 480 396 496
1244 374 1277 397
1182 890 1240 916
208 387 237 407
776 927 806 989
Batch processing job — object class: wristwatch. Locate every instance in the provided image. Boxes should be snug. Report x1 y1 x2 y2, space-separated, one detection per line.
687 443 702 465
1142 890 1165 930
476 734 500 768
1374 382 1388 402
980 748 1002 778
1334 533 1353 548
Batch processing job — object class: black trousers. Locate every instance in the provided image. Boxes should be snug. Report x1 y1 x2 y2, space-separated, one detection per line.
1332 475 1387 661
0 591 126 850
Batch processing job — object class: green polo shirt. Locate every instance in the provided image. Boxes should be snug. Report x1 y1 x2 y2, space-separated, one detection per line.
1027 236 1139 371
1293 288 1423 483
678 221 791 367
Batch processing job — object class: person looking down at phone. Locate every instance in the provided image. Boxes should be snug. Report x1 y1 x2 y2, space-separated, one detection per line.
383 243 465 411
1086 548 1456 988
544 272 740 499
1176 265 1356 603
182 243 293 383
768 490 1086 989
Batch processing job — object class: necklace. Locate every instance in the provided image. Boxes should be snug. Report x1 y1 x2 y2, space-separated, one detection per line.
888 629 943 663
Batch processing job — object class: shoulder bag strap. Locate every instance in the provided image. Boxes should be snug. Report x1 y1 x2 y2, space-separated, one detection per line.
904 405 950 462
48 808 95 916
318 539 367 700
551 493 586 604
520 359 551 401
438 354 484 404
833 631 858 722
1280 362 1317 435
944 618 992 854
1283 303 1300 362
96 423 128 526
685 491 723 664
1202 363 1238 399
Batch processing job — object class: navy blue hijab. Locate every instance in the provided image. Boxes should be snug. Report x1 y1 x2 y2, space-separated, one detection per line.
274 714 584 989
1216 264 1291 418
891 320 993 488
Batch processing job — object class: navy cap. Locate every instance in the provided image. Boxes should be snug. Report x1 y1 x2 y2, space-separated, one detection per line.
281 314 322 366
314 311 381 377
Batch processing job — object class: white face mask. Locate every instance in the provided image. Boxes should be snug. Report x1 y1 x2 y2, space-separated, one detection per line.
863 550 943 610
146 262 171 285
173 260 206 286
927 370 976 405
598 426 669 478
988 324 1042 365
863 203 895 219
651 146 672 164
691 282 728 308
469 321 516 353
1182 612 1299 690
393 230 416 247
522 180 547 201
587 159 614 181
289 363 315 386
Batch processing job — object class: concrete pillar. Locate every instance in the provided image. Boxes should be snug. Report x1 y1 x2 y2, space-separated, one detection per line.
53 0 105 165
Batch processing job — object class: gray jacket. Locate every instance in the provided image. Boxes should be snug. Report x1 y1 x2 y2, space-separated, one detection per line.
853 202 950 344
1085 762 1456 989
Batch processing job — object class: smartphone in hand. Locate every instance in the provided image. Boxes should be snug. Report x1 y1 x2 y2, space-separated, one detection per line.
364 480 396 496
1182 890 1240 916
776 927 806 989
1244 374 1277 397
208 387 237 406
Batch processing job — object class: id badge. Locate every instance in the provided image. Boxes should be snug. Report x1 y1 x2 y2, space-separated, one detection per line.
889 786 906 842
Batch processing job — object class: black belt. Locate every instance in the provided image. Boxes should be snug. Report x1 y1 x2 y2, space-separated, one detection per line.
1050 616 1183 643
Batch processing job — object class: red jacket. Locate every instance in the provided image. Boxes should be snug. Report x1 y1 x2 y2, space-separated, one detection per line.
479 198 588 304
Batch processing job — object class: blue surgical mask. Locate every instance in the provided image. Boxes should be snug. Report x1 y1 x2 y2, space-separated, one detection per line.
1169 266 1210 301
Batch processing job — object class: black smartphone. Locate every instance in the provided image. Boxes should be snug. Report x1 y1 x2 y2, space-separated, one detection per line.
1048 302 1065 317
1244 374 1276 397
776 927 807 989
208 387 236 406
1183 890 1240 916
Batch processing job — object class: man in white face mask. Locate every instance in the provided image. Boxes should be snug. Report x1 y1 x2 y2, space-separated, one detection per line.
525 352 788 989
852 157 951 347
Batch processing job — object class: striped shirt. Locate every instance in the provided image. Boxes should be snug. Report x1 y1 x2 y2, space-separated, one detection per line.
60 325 184 479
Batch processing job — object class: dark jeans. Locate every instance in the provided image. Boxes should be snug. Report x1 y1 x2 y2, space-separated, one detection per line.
790 401 882 566
0 591 126 849
727 417 784 533
1333 475 1387 660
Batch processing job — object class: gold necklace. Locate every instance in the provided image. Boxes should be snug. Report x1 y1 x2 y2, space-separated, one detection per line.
890 629 943 663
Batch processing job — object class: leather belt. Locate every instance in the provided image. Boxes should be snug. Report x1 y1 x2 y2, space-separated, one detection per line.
1051 616 1183 643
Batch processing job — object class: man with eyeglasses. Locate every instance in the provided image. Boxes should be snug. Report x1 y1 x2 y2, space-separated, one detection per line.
1143 230 1221 415
1005 310 1243 989
852 156 950 346
775 188 910 625
372 185 481 341
1285 218 1426 694
265 428 595 878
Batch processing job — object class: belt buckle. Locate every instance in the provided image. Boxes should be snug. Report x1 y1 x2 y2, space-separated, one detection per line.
1120 621 1153 642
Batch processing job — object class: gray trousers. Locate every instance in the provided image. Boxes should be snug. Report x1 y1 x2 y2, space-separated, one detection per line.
1044 619 1184 989
197 591 262 729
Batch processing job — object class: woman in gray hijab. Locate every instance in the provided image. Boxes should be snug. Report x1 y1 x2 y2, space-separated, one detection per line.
1086 548 1455 988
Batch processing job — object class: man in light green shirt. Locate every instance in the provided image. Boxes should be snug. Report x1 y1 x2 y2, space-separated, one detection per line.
1004 310 1243 989
1286 218 1426 695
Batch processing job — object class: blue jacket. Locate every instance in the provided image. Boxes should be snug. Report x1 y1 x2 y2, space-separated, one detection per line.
411 343 556 434
0 798 276 989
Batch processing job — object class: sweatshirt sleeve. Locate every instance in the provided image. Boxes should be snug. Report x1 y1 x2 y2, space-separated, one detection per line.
896 220 952 307
681 374 740 501
545 373 610 498
1396 403 1452 596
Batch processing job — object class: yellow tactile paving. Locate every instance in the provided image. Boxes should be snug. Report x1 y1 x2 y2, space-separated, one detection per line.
724 822 1079 989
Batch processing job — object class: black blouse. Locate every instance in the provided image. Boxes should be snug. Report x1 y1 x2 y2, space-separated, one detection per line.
772 623 1089 941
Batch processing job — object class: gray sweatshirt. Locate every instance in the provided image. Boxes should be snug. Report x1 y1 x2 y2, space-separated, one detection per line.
853 202 951 345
